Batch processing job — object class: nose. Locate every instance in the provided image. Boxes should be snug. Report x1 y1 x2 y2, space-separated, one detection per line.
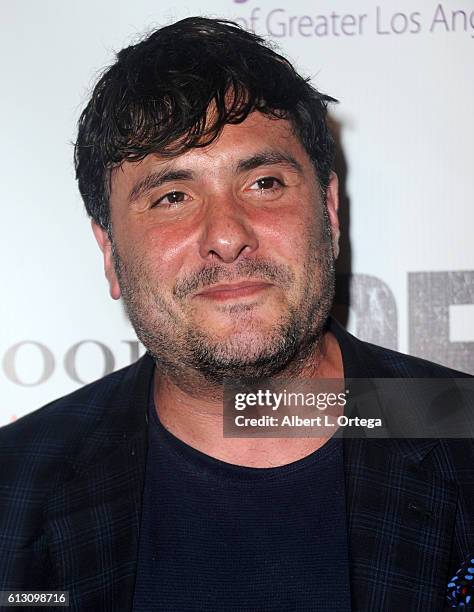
198 194 259 263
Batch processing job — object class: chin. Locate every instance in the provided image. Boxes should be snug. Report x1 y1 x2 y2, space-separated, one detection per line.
194 303 286 341
184 319 305 384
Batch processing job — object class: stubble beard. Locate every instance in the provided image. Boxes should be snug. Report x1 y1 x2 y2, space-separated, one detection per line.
111 209 335 386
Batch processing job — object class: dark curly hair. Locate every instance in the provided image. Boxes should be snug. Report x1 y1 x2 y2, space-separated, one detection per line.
74 17 337 233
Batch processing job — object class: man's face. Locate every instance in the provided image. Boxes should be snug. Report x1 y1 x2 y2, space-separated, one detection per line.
93 112 340 383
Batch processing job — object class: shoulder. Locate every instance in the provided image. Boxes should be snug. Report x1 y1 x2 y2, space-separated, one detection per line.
1 363 131 450
0 354 153 555
347 334 474 466
0 354 152 483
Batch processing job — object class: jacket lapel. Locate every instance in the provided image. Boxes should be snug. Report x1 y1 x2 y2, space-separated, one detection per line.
329 318 459 610
344 437 458 611
44 354 153 612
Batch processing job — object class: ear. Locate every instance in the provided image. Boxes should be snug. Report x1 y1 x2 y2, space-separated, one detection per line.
91 221 121 300
326 171 340 259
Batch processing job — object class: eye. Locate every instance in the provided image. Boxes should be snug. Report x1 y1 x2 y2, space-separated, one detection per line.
152 191 188 208
248 176 284 194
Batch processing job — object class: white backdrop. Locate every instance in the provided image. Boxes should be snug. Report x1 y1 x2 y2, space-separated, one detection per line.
1 0 473 426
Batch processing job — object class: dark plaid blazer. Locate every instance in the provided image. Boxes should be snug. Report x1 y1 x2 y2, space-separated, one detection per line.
0 318 473 611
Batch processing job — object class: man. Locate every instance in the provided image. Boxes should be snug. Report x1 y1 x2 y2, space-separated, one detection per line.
0 17 472 611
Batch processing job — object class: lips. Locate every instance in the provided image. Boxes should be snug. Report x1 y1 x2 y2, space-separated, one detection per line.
194 281 273 301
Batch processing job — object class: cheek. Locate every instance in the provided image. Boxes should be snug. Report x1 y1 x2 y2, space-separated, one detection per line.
141 223 195 273
254 205 320 264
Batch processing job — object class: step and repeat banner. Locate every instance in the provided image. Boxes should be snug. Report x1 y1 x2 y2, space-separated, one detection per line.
1 0 473 425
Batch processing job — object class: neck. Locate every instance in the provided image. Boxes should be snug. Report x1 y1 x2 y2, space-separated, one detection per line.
153 329 344 467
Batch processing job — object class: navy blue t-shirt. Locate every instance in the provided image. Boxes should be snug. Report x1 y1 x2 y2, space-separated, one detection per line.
132 384 351 611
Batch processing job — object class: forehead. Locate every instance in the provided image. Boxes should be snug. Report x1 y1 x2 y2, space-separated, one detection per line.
109 113 313 195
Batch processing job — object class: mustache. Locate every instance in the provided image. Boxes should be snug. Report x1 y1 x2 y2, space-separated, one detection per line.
173 259 295 300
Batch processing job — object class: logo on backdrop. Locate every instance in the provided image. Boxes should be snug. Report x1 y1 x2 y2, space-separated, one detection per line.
231 3 474 39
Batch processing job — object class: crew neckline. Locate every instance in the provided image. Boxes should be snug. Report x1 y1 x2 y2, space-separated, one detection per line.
148 382 341 484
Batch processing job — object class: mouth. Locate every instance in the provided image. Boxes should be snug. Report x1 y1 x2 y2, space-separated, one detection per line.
193 280 274 302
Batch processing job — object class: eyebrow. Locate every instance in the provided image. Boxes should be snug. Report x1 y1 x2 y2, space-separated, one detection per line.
128 169 194 204
127 149 304 204
236 150 303 175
